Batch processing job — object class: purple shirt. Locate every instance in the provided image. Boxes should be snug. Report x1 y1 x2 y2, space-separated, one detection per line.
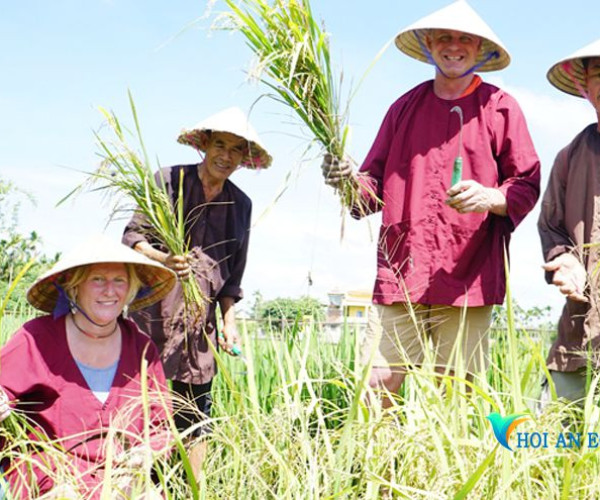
354 80 540 306
0 316 169 498
123 164 251 384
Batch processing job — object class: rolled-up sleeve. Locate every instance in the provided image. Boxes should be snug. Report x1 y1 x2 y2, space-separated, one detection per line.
538 146 572 282
217 203 251 302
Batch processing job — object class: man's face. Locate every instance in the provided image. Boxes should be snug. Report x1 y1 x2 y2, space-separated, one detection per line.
426 29 482 78
585 57 600 114
201 131 247 183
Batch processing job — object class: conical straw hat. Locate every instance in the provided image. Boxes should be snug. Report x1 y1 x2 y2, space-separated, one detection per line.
395 0 510 72
547 38 600 97
177 107 273 169
27 233 176 313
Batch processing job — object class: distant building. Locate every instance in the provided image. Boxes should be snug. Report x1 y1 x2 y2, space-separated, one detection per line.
324 288 371 342
342 290 371 321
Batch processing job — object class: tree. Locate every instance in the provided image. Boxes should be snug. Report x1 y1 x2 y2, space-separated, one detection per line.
250 290 264 319
256 295 324 330
0 177 59 312
492 302 556 331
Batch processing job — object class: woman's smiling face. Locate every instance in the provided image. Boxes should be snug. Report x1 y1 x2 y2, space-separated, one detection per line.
76 263 130 325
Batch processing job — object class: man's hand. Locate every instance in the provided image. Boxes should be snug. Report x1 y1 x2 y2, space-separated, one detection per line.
218 297 242 356
322 153 353 188
446 180 507 216
218 322 241 357
543 253 588 302
134 242 191 279
164 254 191 280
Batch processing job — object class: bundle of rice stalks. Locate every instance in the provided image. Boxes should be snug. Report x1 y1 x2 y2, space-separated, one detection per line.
217 0 373 214
64 91 207 317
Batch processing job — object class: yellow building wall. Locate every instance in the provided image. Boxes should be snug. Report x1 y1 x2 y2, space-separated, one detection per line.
346 305 367 318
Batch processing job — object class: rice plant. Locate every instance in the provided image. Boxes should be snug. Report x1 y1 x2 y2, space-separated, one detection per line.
61 91 207 318
216 0 382 216
202 307 600 499
4 269 600 497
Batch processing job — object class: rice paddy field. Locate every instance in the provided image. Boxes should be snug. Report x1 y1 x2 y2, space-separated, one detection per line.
2 294 600 500
3 0 598 497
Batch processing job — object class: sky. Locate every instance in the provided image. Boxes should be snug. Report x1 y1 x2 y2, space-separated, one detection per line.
1 0 599 319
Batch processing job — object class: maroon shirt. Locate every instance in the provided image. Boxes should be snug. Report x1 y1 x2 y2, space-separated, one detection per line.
0 315 169 498
538 124 600 371
123 164 252 384
353 80 541 306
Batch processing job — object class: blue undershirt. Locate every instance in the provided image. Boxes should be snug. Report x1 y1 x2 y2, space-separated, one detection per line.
75 359 119 404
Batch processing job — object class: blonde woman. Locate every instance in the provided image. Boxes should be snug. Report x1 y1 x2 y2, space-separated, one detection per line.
0 234 176 499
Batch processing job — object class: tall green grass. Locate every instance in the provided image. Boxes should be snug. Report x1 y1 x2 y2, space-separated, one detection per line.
2 267 600 498
216 0 385 226
200 314 600 500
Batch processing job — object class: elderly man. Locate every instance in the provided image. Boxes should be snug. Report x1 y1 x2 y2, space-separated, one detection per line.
123 107 271 477
539 39 600 403
323 1 540 406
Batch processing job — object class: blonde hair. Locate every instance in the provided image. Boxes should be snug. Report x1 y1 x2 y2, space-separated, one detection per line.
60 263 143 307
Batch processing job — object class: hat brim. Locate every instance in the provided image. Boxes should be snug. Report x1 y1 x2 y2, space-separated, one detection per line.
27 235 177 314
395 29 510 72
177 129 272 169
547 60 587 98
547 39 600 97
394 1 510 73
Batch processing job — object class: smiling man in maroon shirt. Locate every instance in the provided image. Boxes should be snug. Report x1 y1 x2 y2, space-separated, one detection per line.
322 1 540 406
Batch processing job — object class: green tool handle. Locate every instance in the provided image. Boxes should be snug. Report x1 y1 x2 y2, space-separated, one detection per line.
218 332 242 357
451 156 463 186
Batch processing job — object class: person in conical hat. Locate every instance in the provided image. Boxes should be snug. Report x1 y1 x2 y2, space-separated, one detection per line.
394 0 510 74
177 106 272 169
0 233 176 498
122 106 272 479
321 0 541 406
538 39 600 404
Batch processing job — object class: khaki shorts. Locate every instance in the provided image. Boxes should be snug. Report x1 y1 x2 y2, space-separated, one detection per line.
360 303 493 375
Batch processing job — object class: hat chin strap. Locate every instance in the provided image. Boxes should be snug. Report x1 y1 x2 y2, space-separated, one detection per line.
52 283 117 327
561 61 591 102
414 31 499 79
70 302 116 328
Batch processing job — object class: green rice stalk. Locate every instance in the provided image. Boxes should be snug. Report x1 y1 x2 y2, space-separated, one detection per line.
68 91 207 318
560 456 573 500
239 315 260 416
0 258 36 339
503 247 524 407
218 0 382 217
164 412 201 499
452 446 498 500
100 419 116 498
138 352 154 494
